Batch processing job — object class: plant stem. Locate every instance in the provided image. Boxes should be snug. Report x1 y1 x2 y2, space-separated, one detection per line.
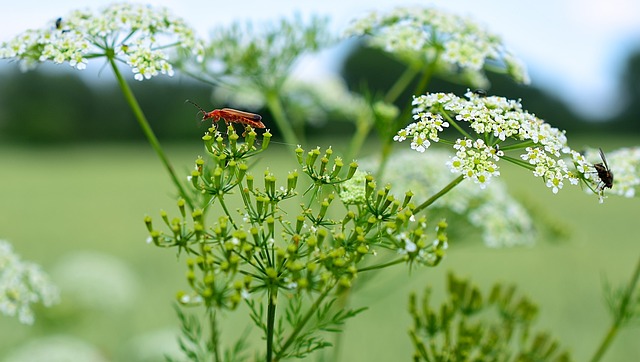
265 91 300 146
358 258 405 272
384 65 420 104
108 57 193 209
413 175 465 214
208 309 222 362
266 288 277 362
345 113 373 163
274 286 333 361
590 255 640 362
376 59 439 180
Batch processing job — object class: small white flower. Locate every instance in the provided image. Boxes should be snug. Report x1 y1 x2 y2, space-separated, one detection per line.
396 92 585 195
0 3 205 81
241 289 251 299
0 240 59 325
345 6 529 86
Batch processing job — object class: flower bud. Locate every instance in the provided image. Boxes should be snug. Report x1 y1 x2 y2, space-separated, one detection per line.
295 145 304 165
347 161 358 179
261 130 272 150
306 147 320 168
287 171 298 192
245 129 256 149
295 215 305 234
144 215 153 232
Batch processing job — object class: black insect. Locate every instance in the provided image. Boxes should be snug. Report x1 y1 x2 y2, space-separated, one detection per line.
55 17 62 30
472 89 487 97
594 148 614 190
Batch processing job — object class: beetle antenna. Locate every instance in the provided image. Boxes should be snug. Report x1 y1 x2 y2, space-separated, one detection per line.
185 99 207 118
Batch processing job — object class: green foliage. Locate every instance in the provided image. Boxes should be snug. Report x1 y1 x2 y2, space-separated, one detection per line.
409 273 572 362
145 124 447 360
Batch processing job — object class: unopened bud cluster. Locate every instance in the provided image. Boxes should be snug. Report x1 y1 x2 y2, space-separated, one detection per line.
145 134 448 308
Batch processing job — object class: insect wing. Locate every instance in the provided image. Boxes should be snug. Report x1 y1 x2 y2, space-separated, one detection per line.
221 108 262 121
598 148 610 170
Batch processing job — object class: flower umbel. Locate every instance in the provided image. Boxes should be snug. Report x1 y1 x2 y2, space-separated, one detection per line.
395 91 598 197
0 240 59 325
582 147 640 199
345 6 530 87
0 3 205 80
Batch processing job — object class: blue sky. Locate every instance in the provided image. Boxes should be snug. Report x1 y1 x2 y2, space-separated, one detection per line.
1 0 640 120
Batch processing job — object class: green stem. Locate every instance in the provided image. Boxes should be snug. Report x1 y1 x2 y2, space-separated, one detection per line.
208 309 222 362
413 175 465 214
590 255 640 362
441 111 473 141
358 258 405 272
265 91 300 146
345 114 373 163
274 285 333 361
266 288 277 362
375 141 394 181
377 59 439 180
216 195 238 230
108 57 193 209
384 65 420 104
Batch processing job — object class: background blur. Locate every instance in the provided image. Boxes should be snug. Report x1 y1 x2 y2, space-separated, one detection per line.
1 1 639 361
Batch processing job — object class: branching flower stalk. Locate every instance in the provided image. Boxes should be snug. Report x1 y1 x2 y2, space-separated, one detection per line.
0 3 205 208
395 90 608 202
146 124 448 360
345 6 530 179
178 15 335 146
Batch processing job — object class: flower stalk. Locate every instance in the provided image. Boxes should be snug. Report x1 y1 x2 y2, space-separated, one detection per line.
108 56 193 209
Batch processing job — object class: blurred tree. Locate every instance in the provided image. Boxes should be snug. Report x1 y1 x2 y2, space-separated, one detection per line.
612 48 640 133
0 68 212 143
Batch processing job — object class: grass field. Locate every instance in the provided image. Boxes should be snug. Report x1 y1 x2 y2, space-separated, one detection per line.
1 137 638 361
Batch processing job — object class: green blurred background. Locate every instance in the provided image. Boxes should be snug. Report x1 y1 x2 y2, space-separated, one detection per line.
1 44 639 361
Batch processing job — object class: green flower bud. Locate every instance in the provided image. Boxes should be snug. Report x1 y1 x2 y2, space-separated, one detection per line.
237 163 248 183
347 161 358 179
306 147 320 168
261 130 272 150
245 129 256 149
144 215 153 232
287 171 298 192
246 174 254 190
295 145 304 165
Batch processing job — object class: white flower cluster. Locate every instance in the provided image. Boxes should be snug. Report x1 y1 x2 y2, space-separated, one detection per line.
0 240 59 325
0 3 205 80
584 147 640 198
360 151 535 248
395 91 589 193
345 6 530 86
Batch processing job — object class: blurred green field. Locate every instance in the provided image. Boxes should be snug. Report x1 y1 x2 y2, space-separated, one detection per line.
0 137 638 361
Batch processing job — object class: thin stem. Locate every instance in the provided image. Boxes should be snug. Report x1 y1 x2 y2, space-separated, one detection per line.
358 258 405 272
274 285 333 361
208 309 222 362
440 111 473 141
216 195 238 230
413 175 465 214
345 114 373 163
500 155 536 170
265 91 300 146
377 59 439 180
590 255 640 362
384 65 420 104
108 57 193 209
266 288 277 362
375 141 394 181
